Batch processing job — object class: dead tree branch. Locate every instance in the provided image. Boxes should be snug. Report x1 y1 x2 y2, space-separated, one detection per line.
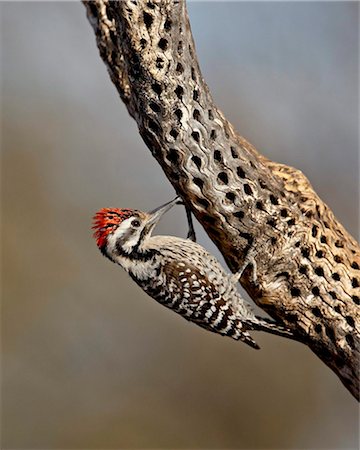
84 0 360 400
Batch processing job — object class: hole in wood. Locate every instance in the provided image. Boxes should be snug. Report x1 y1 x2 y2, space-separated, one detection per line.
193 109 201 121
230 146 238 158
176 62 184 73
233 211 244 219
167 148 179 163
191 155 201 169
170 129 178 139
193 177 204 189
175 85 184 99
243 184 253 195
217 172 228 184
237 167 246 178
225 192 236 202
152 82 162 95
149 101 160 113
143 11 153 28
158 38 168 50
191 131 200 143
214 150 222 162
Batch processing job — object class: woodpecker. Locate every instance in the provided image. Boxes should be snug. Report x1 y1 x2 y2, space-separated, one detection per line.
92 197 293 349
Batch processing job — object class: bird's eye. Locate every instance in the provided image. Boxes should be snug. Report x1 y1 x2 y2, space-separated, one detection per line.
132 219 141 228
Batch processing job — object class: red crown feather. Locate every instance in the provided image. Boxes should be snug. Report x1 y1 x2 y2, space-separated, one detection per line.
92 208 134 249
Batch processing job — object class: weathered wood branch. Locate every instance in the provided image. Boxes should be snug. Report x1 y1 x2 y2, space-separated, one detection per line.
84 0 360 400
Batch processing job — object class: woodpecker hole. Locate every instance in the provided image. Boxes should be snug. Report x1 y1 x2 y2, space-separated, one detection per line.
287 313 298 323
312 286 320 296
170 129 178 139
193 177 204 189
351 261 359 270
152 82 162 95
158 38 168 50
243 184 253 196
334 255 342 263
214 150 222 162
233 210 244 220
177 41 183 54
217 172 228 184
352 278 359 288
193 89 199 101
259 179 268 189
312 306 322 317
143 11 154 28
314 324 322 334
237 167 246 178
175 85 184 99
175 108 183 121
329 291 337 299
140 38 147 49
197 198 210 209
156 57 164 69
256 201 264 211
167 148 179 163
290 287 301 297
208 110 214 120
191 155 201 169
287 218 295 227
352 295 359 305
230 146 238 158
267 218 276 228
193 109 201 121
314 267 325 277
210 129 216 140
149 101 160 113
320 235 327 244
176 62 184 73
335 240 344 248
332 273 340 281
225 192 236 202
301 247 310 259
269 194 279 205
148 118 160 133
346 316 355 327
191 131 200 143
164 18 172 31
326 326 336 343
280 209 288 217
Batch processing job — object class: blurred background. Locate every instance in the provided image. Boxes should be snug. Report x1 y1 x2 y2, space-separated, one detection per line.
2 1 359 449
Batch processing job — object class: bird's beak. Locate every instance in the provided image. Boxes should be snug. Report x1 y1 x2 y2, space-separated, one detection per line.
146 196 181 230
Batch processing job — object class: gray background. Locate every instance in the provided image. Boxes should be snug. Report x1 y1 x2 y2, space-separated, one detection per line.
2 1 359 448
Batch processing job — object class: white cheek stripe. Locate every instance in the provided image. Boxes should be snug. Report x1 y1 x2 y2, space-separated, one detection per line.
106 218 141 254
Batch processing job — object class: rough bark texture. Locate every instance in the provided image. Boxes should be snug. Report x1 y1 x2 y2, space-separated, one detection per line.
83 0 360 400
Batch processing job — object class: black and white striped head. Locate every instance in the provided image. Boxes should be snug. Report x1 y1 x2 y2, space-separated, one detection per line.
92 197 180 258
